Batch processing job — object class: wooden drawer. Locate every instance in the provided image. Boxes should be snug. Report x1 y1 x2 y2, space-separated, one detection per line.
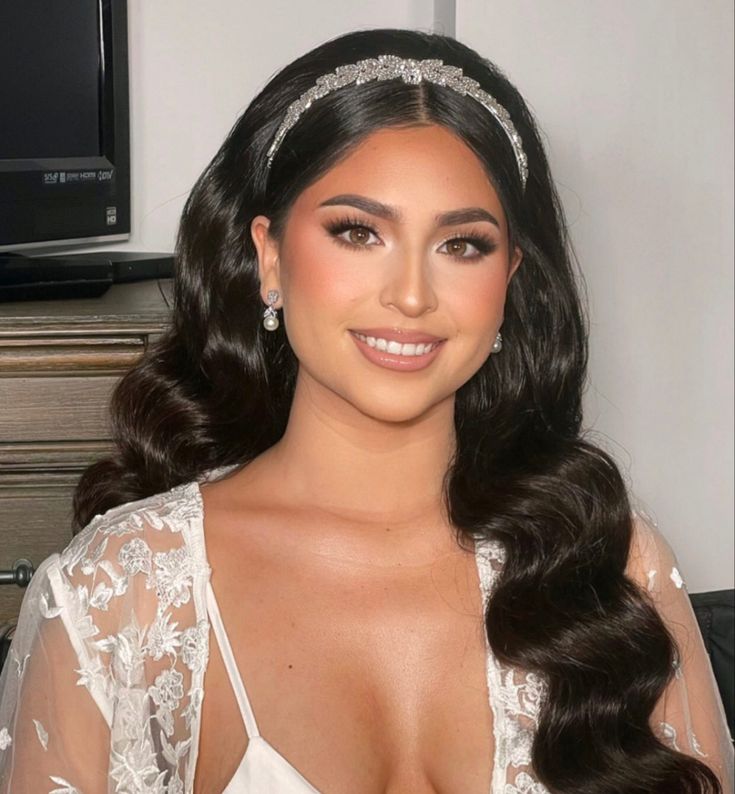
0 334 144 374
0 376 119 442
0 475 78 621
0 280 173 623
0 334 146 441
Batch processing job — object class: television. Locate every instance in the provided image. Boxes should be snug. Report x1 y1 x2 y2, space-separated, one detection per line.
0 0 130 252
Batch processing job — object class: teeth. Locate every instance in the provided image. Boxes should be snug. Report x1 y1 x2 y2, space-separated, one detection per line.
353 333 439 356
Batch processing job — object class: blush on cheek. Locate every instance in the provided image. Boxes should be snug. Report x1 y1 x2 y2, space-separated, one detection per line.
283 235 376 313
291 267 367 321
453 274 508 331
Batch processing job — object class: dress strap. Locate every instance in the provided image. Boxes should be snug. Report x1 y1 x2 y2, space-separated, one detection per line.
205 580 260 739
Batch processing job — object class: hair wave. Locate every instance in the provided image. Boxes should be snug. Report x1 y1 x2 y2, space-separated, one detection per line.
74 28 720 793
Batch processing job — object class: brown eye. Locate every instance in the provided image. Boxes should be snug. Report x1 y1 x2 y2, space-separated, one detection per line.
446 240 469 256
326 217 381 251
347 227 372 245
438 234 498 260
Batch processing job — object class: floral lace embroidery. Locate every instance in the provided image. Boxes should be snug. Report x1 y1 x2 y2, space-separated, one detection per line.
33 718 49 751
181 621 209 674
10 648 30 678
670 567 685 589
147 611 183 661
504 771 549 794
474 537 551 793
150 669 186 737
49 775 82 794
42 483 208 793
659 721 682 751
149 547 198 611
119 537 153 576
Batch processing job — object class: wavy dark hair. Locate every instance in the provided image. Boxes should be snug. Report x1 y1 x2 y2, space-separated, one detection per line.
73 28 720 793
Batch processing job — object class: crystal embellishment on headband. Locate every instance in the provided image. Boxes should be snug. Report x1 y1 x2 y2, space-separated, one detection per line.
265 54 528 189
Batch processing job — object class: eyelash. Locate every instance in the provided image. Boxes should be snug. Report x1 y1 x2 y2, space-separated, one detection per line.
324 215 498 261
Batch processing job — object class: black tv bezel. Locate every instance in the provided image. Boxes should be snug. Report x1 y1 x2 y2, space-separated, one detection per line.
0 0 130 251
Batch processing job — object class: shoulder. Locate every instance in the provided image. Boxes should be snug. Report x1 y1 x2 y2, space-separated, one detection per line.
52 478 213 682
626 509 688 595
50 464 241 607
58 480 206 584
41 480 212 645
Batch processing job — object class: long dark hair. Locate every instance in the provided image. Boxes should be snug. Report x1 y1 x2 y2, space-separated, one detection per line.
73 29 720 792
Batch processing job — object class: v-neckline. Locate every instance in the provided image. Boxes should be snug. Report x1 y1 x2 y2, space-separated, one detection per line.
205 577 323 792
186 473 503 793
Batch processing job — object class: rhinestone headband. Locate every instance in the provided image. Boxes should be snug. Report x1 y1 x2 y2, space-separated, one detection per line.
265 54 528 189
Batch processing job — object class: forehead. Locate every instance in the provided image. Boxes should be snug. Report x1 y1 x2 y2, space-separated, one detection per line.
291 124 505 222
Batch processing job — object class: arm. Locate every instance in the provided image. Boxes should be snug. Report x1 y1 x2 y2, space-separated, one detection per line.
0 554 112 794
0 498 205 794
627 511 734 790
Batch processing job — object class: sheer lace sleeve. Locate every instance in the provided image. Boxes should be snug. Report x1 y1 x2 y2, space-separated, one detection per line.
0 486 209 793
0 551 117 794
627 511 734 790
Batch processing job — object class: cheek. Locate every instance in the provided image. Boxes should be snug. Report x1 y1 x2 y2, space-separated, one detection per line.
443 266 510 334
281 227 373 314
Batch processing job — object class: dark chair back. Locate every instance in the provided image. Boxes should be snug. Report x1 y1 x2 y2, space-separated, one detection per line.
690 588 735 740
0 622 14 675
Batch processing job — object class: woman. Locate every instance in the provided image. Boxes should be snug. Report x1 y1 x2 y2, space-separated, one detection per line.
0 27 732 794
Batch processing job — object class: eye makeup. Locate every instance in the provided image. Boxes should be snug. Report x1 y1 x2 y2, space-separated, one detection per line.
323 215 499 261
325 215 381 251
436 233 498 260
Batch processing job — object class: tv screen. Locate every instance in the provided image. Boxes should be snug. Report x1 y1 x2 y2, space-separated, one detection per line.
0 5 102 160
0 0 130 251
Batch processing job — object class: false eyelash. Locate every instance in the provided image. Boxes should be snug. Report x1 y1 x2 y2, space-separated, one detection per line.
324 215 380 245
324 214 499 260
438 233 498 259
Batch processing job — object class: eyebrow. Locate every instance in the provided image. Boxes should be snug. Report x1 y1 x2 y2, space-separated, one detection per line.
318 194 500 229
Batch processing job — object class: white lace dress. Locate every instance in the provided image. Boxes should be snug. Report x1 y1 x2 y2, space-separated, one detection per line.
0 466 732 793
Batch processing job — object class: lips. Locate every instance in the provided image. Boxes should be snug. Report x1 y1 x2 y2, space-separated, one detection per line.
349 329 445 372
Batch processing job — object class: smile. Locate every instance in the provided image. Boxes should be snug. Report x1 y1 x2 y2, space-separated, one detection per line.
351 332 441 357
349 331 445 372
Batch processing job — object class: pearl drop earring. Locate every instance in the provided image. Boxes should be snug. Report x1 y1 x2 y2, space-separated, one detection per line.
263 289 280 331
492 331 503 353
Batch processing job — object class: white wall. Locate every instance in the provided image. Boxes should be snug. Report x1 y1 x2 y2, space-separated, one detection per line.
456 0 734 591
102 0 434 253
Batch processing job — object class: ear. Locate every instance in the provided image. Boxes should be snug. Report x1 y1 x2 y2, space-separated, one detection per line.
250 215 282 306
507 245 523 285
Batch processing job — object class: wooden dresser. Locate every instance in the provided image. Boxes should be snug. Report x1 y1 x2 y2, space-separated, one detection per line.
0 279 173 622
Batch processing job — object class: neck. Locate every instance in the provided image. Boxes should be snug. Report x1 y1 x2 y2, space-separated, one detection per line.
263 371 457 528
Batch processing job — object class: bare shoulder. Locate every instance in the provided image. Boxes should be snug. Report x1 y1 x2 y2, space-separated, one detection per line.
197 463 286 587
198 452 310 543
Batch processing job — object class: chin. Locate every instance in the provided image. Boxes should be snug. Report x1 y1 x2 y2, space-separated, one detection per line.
347 387 453 425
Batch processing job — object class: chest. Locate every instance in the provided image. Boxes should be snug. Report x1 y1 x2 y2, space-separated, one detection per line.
193 540 498 793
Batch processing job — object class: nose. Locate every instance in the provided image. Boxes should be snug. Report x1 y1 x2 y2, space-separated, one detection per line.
379 246 438 318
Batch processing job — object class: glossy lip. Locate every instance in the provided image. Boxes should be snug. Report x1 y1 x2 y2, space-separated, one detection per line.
349 330 445 372
349 327 445 344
